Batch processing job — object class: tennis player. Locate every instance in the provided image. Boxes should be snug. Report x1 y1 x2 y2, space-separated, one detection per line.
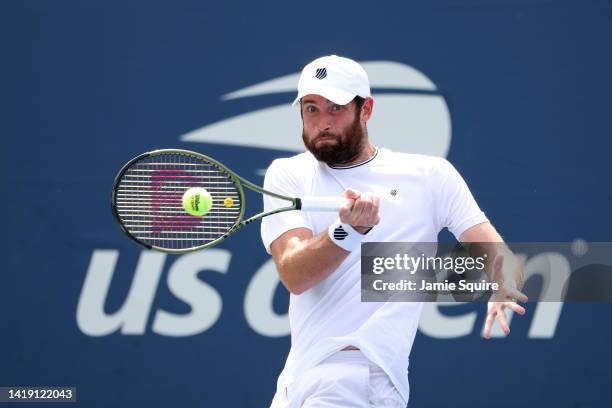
260 55 527 407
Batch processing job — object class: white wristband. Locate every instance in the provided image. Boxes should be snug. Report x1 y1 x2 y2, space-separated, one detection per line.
328 219 366 252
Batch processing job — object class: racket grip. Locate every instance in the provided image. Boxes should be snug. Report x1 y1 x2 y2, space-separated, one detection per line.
298 196 348 212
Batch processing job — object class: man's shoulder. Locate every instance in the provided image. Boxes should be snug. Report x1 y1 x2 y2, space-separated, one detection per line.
264 151 318 184
270 151 317 169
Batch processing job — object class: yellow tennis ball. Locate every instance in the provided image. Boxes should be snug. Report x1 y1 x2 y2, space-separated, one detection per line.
182 187 213 216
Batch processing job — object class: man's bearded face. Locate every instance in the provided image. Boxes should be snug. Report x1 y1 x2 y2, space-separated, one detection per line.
301 98 366 166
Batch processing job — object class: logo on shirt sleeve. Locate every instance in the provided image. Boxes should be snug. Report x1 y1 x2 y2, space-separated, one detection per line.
333 225 348 240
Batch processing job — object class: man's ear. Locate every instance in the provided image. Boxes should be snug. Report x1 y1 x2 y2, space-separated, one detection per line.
360 97 374 122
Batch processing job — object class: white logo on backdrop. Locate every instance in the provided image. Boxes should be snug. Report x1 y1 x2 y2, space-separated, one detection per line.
77 250 563 338
180 61 452 157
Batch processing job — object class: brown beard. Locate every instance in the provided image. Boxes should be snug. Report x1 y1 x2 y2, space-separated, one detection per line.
302 110 366 166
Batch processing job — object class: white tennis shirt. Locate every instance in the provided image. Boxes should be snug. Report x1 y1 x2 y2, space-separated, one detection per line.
260 148 488 405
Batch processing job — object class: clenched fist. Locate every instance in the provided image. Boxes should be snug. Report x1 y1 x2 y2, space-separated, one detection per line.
339 189 380 234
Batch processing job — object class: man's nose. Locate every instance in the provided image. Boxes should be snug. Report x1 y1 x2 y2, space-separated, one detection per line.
317 112 332 131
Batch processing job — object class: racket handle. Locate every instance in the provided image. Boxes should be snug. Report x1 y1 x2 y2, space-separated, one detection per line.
298 196 348 212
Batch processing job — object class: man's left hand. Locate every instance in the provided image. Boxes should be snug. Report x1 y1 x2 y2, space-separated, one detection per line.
483 254 529 339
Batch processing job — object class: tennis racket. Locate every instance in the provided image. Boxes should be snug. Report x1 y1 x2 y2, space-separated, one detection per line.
111 149 346 253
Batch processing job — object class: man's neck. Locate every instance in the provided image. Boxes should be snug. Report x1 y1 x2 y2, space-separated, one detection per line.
328 142 377 168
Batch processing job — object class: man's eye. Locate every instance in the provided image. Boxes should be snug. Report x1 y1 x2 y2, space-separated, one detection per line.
332 104 343 111
306 106 317 113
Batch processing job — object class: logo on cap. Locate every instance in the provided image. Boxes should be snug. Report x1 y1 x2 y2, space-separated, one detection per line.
315 67 327 80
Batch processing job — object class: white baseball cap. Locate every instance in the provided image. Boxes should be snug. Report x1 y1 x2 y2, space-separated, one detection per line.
292 55 371 106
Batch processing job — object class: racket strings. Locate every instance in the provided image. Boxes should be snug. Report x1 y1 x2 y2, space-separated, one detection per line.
114 152 242 250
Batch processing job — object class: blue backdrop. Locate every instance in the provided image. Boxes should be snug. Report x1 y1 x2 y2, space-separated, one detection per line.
3 1 612 407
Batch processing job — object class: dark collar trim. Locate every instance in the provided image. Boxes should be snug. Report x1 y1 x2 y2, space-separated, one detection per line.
328 148 379 170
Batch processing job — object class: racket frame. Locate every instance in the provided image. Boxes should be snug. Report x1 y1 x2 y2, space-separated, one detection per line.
111 149 300 253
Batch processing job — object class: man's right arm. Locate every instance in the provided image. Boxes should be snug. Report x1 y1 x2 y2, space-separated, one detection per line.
270 189 380 295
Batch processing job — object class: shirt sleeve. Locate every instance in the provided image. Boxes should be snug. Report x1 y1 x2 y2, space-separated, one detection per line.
260 159 313 254
434 158 489 239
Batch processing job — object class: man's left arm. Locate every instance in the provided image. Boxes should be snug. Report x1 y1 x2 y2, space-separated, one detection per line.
460 222 529 339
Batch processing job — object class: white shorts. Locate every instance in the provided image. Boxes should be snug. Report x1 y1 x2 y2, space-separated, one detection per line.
271 350 406 408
